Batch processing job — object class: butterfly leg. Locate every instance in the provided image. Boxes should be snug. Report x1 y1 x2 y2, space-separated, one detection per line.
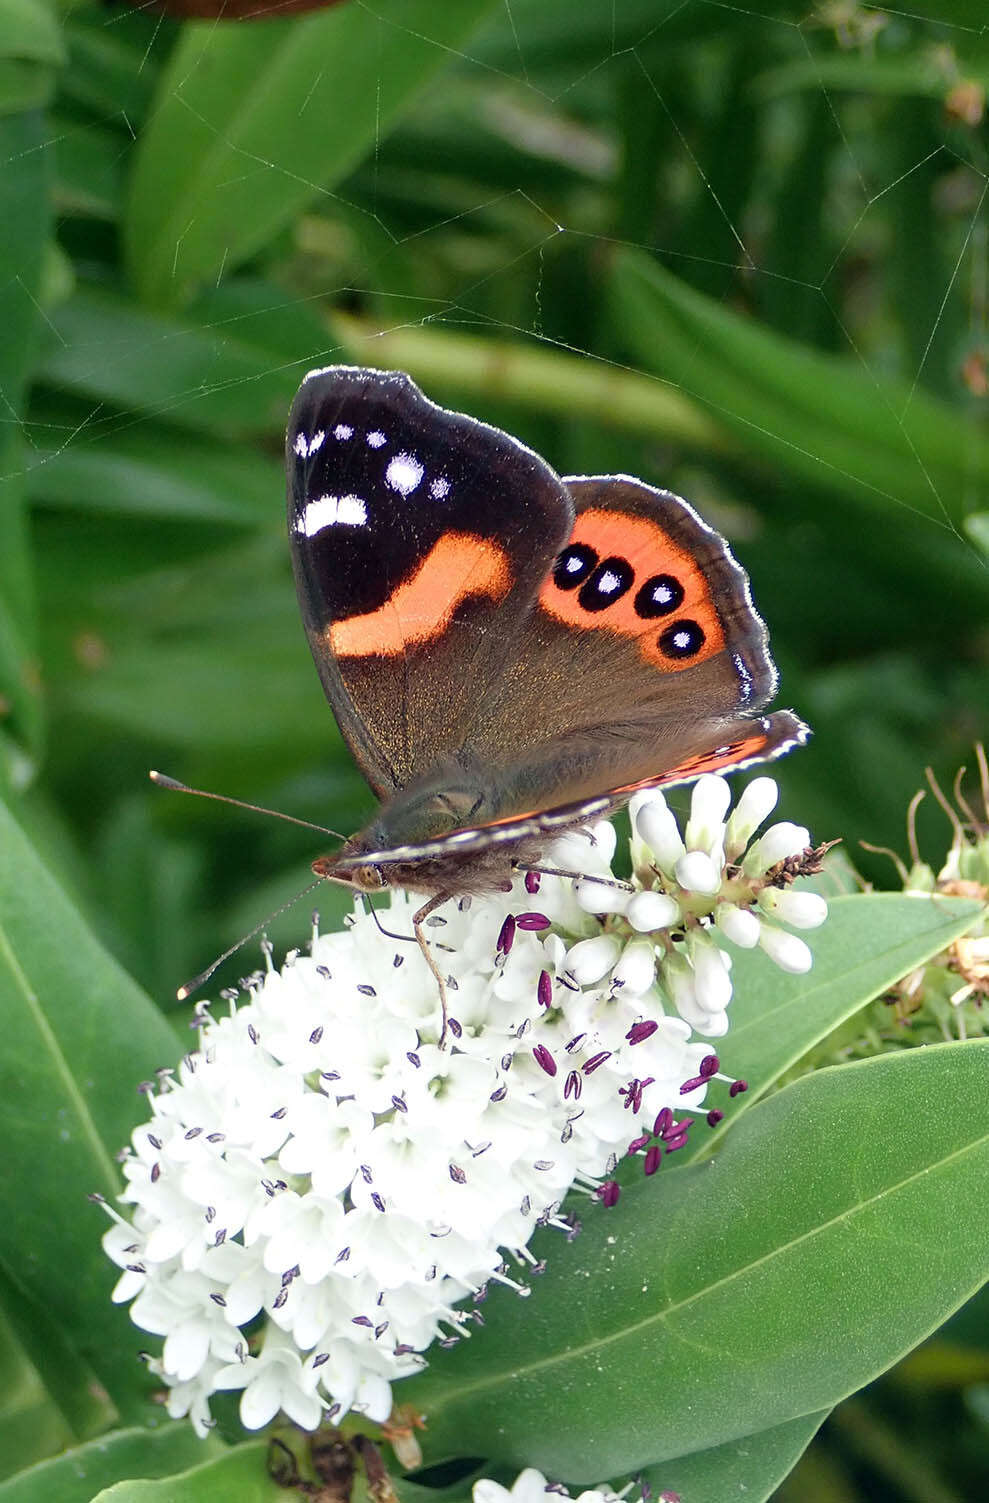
412 893 453 1047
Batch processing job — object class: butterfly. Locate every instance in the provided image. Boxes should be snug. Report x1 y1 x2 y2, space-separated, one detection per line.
287 366 807 1015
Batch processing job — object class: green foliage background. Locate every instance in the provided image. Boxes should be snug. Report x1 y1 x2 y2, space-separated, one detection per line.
0 1 987 1500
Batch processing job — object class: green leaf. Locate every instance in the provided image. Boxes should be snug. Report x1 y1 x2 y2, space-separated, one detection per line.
645 1409 829 1503
699 891 985 1144
0 1424 228 1503
125 0 500 305
26 422 282 525
409 1041 989 1479
607 247 988 523
0 108 52 768
38 284 324 437
0 0 62 65
0 799 180 1427
92 1441 278 1503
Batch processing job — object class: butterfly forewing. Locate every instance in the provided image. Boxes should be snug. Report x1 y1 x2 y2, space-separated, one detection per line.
287 367 573 794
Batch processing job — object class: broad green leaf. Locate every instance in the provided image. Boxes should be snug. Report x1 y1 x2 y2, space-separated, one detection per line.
26 422 282 525
697 891 985 1149
92 1441 278 1503
644 1409 829 1503
0 108 51 767
0 800 180 1426
0 0 62 65
61 11 161 125
38 283 328 437
608 247 987 522
125 0 499 305
0 1424 227 1503
408 1042 989 1479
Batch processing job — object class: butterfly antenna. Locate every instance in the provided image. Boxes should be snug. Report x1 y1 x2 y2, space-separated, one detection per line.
176 876 326 1000
150 770 345 841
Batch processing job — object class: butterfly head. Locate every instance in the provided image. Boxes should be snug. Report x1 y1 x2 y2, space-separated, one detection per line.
312 852 388 893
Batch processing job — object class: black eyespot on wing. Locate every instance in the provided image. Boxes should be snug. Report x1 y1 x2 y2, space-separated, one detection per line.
553 543 597 591
658 619 705 658
634 573 685 618
577 556 634 613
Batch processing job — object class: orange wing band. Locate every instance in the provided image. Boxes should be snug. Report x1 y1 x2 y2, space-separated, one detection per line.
330 532 511 658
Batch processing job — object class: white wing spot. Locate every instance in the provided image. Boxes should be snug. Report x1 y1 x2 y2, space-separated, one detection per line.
293 432 309 457
430 476 451 500
294 494 367 536
308 429 325 454
334 424 353 441
597 570 622 594
565 555 583 573
385 452 424 497
367 430 387 448
673 630 691 649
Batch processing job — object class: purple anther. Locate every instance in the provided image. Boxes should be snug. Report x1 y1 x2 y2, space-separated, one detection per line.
597 1180 621 1209
537 970 553 1008
564 1069 581 1100
706 1108 724 1127
583 1050 612 1074
496 914 516 954
644 1145 662 1176
729 1078 748 1097
680 1074 705 1094
449 1163 466 1184
700 1053 720 1078
620 1078 644 1112
626 1019 659 1045
653 1107 673 1136
351 1315 373 1328
533 1044 557 1077
525 870 541 894
516 912 550 931
627 1134 650 1154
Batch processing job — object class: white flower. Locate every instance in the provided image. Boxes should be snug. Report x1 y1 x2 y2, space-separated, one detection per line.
101 774 827 1439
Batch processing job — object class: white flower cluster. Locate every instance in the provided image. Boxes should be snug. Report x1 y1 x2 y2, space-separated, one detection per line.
475 1466 679 1503
101 776 825 1439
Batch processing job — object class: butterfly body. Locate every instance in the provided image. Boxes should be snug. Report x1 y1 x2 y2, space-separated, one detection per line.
287 366 807 913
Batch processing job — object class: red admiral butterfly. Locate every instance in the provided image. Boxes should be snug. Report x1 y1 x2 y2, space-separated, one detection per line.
286 367 806 1006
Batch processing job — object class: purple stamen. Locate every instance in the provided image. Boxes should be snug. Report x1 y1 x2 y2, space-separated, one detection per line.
729 1078 748 1097
583 1050 612 1074
626 1019 658 1045
700 1053 720 1078
653 1107 673 1136
597 1180 621 1209
644 1145 662 1176
706 1108 724 1126
564 1070 581 1100
537 970 553 1008
496 914 516 954
627 1134 650 1154
516 912 550 931
525 870 541 894
680 1074 705 1094
533 1044 557 1077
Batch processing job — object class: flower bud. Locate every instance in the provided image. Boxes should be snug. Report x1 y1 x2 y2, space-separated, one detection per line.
742 822 810 876
757 887 828 929
759 924 813 973
675 849 722 895
724 777 779 860
715 901 761 948
612 940 656 995
575 878 630 915
626 889 681 933
564 934 621 985
684 775 731 859
636 794 686 873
